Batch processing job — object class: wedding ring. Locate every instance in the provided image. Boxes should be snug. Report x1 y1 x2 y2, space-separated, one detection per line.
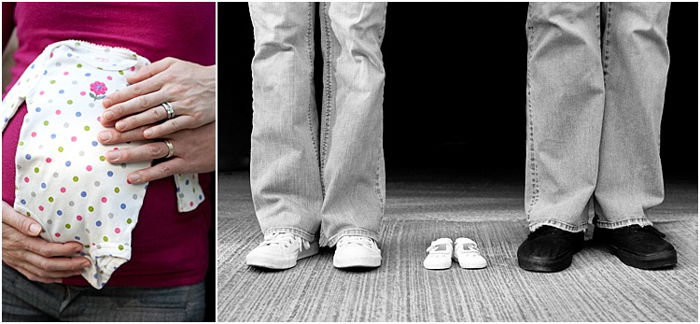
161 102 175 120
163 139 175 159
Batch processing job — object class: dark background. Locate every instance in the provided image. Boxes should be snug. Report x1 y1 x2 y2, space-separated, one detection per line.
218 3 698 183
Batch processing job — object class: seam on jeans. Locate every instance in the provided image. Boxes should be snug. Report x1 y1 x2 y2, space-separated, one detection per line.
530 220 588 233
596 217 653 229
602 3 612 84
525 4 540 221
374 135 384 209
304 3 320 172
319 2 334 198
264 226 317 242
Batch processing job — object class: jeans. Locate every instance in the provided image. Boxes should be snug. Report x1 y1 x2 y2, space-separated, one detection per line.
525 2 671 232
2 265 206 321
248 2 387 246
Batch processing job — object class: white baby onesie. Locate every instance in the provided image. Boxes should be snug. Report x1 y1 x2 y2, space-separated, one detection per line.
2 40 205 289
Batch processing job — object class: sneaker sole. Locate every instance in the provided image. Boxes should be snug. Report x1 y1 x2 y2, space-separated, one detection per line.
518 253 572 272
606 244 677 270
333 255 381 269
246 242 320 270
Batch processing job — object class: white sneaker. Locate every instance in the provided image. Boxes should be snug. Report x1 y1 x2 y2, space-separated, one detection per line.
333 235 382 268
245 231 319 269
453 237 487 269
424 238 454 270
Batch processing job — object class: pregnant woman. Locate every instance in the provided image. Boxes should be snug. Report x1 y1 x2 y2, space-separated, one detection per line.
2 3 215 321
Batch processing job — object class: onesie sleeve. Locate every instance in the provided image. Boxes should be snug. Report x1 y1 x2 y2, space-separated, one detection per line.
2 44 53 132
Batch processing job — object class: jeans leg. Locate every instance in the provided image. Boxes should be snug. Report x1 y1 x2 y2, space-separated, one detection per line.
526 2 605 232
249 2 323 242
593 2 670 228
59 281 206 321
318 2 387 246
2 265 60 321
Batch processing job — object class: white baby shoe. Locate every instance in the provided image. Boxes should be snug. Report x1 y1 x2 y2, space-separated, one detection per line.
424 238 454 270
453 237 487 269
245 231 319 270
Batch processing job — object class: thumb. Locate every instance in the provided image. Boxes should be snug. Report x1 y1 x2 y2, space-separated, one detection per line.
2 201 42 236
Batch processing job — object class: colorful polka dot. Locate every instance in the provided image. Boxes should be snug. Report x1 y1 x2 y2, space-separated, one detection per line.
65 161 72 167
96 220 102 226
86 165 93 171
88 206 95 212
60 187 66 193
120 203 126 209
67 100 74 105
101 197 108 203
126 218 133 224
76 215 83 221
114 228 121 234
72 176 79 182
65 224 71 229
80 191 87 197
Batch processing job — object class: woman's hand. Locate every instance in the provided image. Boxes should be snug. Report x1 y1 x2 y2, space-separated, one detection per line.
98 122 215 184
99 57 215 139
2 202 90 283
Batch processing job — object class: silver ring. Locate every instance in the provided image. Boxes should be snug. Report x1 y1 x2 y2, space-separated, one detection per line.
163 140 175 159
161 102 175 120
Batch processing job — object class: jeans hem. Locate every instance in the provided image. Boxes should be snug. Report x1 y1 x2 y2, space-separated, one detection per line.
596 218 653 229
529 220 588 233
325 228 380 247
263 227 317 243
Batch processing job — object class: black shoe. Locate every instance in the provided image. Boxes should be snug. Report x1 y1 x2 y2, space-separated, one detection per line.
517 226 585 272
594 225 677 270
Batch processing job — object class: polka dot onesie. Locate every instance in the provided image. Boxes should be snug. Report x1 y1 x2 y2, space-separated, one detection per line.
1 40 205 289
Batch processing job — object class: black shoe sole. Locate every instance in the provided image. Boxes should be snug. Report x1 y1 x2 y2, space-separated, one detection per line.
518 253 574 273
606 244 677 270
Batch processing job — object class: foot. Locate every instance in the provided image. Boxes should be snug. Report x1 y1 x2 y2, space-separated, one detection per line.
423 238 453 270
245 231 319 270
453 237 487 269
594 225 677 270
333 235 382 269
517 226 584 272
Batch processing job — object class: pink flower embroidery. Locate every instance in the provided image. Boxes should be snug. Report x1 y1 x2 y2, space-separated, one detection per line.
89 81 108 101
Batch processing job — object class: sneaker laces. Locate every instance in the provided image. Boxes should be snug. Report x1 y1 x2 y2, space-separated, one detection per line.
337 235 377 249
260 231 310 250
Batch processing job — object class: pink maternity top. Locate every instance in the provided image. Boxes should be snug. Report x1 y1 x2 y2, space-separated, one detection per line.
2 2 215 287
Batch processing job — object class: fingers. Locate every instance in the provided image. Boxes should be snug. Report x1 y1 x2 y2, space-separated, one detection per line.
101 90 167 128
18 261 84 280
102 70 167 108
97 126 150 145
114 105 168 133
21 236 84 258
127 158 185 184
23 252 91 272
143 115 196 139
2 202 42 237
106 141 170 165
14 265 62 284
123 58 177 89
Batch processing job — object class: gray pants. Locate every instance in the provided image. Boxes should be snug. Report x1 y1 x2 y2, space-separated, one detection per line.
525 2 671 232
2 265 206 321
248 3 387 246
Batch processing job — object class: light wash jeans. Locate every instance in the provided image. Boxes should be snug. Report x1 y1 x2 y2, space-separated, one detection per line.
2 265 206 321
249 3 387 246
525 2 671 232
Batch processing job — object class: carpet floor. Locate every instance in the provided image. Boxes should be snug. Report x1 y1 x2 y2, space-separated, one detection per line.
217 172 697 322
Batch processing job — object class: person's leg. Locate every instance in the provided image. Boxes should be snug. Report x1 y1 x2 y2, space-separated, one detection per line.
525 2 605 232
317 2 387 268
318 2 387 247
593 2 675 269
2 265 61 321
248 2 323 243
518 2 604 272
59 282 206 321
